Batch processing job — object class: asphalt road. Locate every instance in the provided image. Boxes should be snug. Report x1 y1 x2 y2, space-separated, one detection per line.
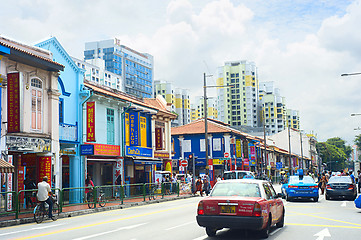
1 185 360 240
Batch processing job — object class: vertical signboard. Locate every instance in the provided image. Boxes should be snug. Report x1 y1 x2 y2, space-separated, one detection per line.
17 156 24 193
125 113 130 146
129 112 139 146
113 158 123 185
236 139 242 158
140 116 147 147
155 128 163 150
7 155 13 211
38 156 52 184
86 102 95 142
249 143 257 166
7 73 20 133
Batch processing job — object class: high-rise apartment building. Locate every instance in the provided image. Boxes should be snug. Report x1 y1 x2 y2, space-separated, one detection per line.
216 60 259 128
286 109 300 130
154 80 190 127
84 38 153 98
259 82 286 134
190 96 218 121
72 57 123 91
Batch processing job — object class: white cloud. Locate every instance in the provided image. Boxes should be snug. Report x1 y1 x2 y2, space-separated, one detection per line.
1 0 361 145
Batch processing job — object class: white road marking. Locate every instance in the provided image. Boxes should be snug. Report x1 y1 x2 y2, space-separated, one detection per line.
270 228 282 236
165 221 196 230
0 223 65 236
313 228 331 240
72 223 147 240
193 235 207 240
341 201 347 207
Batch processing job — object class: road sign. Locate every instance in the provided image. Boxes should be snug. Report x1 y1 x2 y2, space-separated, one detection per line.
224 152 230 158
180 159 188 167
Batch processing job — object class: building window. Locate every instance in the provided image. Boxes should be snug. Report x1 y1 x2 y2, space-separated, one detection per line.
107 108 115 145
31 78 43 131
59 98 64 123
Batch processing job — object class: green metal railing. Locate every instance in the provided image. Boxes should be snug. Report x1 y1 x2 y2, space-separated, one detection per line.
0 182 182 221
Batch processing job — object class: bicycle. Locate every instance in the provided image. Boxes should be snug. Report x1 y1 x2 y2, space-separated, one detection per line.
148 184 159 200
34 195 59 223
88 189 106 208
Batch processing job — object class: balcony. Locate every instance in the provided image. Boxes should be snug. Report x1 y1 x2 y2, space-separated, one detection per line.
59 122 78 142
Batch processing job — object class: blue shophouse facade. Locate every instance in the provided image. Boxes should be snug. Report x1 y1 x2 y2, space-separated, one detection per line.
36 38 86 199
172 119 261 180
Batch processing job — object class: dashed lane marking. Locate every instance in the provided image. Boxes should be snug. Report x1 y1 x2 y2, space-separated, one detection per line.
288 211 361 227
286 223 361 229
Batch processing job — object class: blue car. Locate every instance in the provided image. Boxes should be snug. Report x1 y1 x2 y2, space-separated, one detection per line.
281 174 319 202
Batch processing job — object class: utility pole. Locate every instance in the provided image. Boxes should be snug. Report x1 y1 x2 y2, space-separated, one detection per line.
300 130 304 170
263 110 266 176
203 73 209 172
288 125 292 175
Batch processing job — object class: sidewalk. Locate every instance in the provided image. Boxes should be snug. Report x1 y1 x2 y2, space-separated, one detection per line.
0 193 195 228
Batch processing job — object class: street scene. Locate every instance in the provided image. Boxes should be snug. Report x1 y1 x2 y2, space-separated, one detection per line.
1 0 361 239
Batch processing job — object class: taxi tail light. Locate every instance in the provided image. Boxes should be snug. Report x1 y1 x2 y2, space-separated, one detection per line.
326 184 331 189
348 184 354 190
288 185 298 188
309 186 318 189
198 201 204 215
253 202 262 217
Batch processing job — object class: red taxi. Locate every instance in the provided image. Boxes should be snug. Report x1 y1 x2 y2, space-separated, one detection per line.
196 179 285 238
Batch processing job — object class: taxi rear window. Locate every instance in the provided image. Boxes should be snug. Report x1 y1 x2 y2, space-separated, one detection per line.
211 182 261 197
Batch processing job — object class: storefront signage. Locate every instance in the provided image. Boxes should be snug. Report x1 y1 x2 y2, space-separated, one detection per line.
17 156 24 193
7 73 20 133
243 158 250 166
86 102 95 142
195 159 207 166
212 159 225 165
154 151 169 159
7 155 13 211
155 128 163 150
6 136 51 152
38 156 51 184
249 143 257 166
80 144 94 155
126 146 152 157
60 148 76 155
236 139 242 158
87 143 120 156
113 158 123 185
276 162 283 170
129 112 139 146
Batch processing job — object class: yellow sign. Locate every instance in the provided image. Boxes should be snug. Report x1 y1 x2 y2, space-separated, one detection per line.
213 159 225 165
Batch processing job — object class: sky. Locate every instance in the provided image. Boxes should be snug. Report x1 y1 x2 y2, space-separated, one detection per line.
1 0 361 145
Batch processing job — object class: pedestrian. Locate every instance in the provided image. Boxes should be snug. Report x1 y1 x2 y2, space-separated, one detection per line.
115 174 122 198
202 177 210 196
217 175 221 183
349 171 355 183
37 176 55 219
24 174 36 209
85 175 94 202
320 173 327 195
194 177 203 196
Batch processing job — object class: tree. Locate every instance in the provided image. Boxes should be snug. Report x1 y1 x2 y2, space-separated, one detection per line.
316 137 350 171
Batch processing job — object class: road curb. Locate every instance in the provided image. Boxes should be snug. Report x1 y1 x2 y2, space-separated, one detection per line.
0 195 195 228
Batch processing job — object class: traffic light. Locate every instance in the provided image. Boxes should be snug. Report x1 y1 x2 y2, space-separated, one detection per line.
188 154 193 161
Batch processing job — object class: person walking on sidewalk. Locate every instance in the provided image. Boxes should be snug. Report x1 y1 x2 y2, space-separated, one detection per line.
194 177 203 196
320 173 327 195
37 176 54 219
24 174 36 209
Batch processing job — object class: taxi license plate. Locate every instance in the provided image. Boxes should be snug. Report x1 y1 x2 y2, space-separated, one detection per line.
220 205 236 213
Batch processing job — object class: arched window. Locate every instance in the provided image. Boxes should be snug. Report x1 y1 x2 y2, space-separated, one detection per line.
31 78 43 130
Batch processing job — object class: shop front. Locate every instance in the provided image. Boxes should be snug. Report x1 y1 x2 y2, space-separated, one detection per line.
125 146 160 184
81 143 122 187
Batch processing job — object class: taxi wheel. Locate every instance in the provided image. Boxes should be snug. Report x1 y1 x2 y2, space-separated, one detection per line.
325 194 330 200
260 216 271 238
313 197 318 202
286 194 292 202
205 227 217 237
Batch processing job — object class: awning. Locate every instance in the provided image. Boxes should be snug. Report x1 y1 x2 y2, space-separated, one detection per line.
0 159 15 173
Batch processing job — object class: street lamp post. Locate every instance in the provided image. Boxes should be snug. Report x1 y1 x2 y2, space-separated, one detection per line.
341 73 361 77
288 125 292 175
300 130 304 170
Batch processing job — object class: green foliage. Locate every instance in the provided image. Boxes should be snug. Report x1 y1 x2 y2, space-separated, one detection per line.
354 134 361 151
316 137 351 171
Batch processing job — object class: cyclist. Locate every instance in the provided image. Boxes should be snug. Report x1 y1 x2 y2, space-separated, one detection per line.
37 176 54 219
85 175 94 202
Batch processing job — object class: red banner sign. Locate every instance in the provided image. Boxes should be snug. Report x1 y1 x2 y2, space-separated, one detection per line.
7 72 20 133
85 143 120 156
38 156 51 184
86 102 95 142
17 156 24 192
155 128 163 150
154 151 170 159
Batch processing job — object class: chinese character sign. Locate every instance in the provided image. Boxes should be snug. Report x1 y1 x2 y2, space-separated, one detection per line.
7 155 13 211
155 128 163 150
38 156 51 184
236 139 242 158
86 102 95 142
7 73 20 133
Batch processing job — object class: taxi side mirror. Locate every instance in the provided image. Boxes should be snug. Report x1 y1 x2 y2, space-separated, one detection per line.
277 193 285 199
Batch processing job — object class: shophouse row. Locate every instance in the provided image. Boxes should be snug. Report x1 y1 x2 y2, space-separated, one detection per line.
0 36 176 201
